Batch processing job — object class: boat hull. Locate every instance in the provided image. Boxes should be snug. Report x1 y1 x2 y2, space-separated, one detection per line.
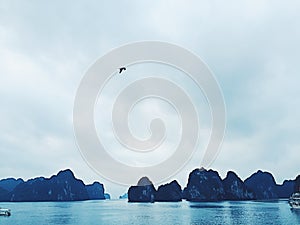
0 209 11 216
289 192 300 209
289 203 300 209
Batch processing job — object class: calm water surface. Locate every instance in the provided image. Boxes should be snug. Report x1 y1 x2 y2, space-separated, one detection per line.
0 200 299 225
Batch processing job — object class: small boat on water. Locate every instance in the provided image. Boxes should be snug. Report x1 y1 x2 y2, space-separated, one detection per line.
289 192 300 209
0 208 11 216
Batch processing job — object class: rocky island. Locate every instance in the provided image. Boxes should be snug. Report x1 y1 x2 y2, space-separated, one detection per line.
128 168 299 202
0 169 108 202
128 177 156 203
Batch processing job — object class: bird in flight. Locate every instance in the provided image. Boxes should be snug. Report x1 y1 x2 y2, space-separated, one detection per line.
119 67 126 74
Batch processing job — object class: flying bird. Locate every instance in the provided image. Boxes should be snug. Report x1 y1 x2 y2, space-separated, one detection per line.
119 67 126 74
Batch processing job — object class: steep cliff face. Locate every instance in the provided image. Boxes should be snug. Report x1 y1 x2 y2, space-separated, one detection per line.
0 178 24 192
294 175 300 192
127 169 299 202
10 169 89 201
244 170 278 199
156 180 182 202
276 180 294 198
128 177 156 203
223 171 254 200
86 182 105 200
183 169 296 202
183 169 225 201
0 186 9 201
0 169 108 202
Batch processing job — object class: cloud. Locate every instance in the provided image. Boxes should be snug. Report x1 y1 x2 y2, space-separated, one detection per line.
0 1 300 197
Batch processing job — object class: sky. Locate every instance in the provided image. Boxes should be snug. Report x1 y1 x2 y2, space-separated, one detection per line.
1 0 300 198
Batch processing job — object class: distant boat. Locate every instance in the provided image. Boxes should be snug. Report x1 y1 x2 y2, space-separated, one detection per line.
0 208 11 216
289 192 300 209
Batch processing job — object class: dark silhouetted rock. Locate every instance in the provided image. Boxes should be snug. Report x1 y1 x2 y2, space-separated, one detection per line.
86 182 105 200
104 193 111 199
244 170 278 199
183 168 225 201
9 169 89 202
0 178 24 201
0 186 9 201
156 180 182 202
119 193 128 199
0 169 109 202
137 177 153 186
276 180 294 198
0 178 24 192
223 171 254 200
128 177 156 203
294 175 300 192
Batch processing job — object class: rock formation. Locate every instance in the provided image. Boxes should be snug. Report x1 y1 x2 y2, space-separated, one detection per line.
244 170 278 199
119 193 128 199
276 180 294 198
104 193 111 199
9 169 89 201
223 171 254 200
183 168 225 201
0 178 24 192
86 182 105 200
128 177 156 203
156 180 182 202
294 175 300 192
0 169 108 202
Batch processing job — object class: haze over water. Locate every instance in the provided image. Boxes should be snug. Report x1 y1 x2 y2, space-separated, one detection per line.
1 200 299 225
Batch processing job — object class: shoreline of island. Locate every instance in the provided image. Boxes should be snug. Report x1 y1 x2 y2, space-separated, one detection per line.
0 168 299 203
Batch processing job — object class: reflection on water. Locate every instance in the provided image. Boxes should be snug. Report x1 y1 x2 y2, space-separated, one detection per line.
189 204 225 209
0 200 299 225
290 208 300 224
291 208 300 214
48 214 72 225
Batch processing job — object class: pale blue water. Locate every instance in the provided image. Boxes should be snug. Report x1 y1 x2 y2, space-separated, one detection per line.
0 200 299 225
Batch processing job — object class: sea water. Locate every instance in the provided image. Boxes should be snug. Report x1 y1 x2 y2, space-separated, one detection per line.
0 200 299 225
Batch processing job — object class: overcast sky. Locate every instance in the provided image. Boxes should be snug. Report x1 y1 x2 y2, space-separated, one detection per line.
1 0 300 198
